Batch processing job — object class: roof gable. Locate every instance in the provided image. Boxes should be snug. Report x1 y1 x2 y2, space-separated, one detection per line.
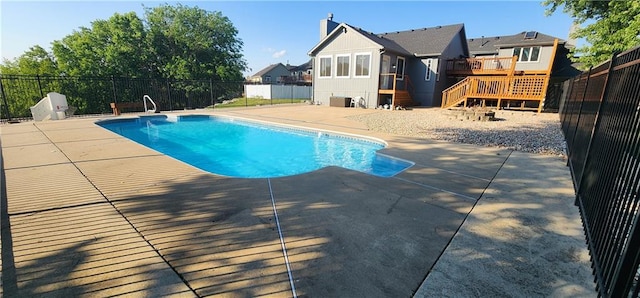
251 63 288 77
308 23 384 55
308 22 466 58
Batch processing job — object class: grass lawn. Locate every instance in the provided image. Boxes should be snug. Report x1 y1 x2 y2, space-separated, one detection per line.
212 98 308 108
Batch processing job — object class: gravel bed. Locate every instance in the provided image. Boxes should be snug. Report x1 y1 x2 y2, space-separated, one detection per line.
347 108 567 156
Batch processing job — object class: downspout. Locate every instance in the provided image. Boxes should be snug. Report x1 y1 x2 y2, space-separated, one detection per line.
378 48 386 108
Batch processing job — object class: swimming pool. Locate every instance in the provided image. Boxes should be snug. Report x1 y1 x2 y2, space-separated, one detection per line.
96 115 413 178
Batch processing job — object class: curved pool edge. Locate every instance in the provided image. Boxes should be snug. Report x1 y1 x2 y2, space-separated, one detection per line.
94 113 414 178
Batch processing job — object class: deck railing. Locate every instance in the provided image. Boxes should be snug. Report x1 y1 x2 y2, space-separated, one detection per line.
441 75 549 109
379 73 413 92
378 73 415 107
446 56 518 75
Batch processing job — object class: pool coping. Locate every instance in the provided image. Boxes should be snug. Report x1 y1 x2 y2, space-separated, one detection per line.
1 105 595 297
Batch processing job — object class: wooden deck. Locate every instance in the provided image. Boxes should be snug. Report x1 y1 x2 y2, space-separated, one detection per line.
446 56 518 76
441 75 550 113
443 39 559 113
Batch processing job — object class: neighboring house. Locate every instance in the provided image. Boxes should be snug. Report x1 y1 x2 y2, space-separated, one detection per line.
285 60 313 85
443 31 579 112
247 63 291 84
308 16 469 109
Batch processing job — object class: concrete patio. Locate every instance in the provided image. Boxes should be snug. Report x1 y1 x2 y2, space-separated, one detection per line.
1 105 595 297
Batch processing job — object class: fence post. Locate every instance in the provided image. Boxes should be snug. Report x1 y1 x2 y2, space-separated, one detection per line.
209 78 214 109
111 76 118 103
166 79 172 111
0 77 16 122
36 75 44 99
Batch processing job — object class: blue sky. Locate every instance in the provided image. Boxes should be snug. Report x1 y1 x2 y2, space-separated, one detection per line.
1 1 576 76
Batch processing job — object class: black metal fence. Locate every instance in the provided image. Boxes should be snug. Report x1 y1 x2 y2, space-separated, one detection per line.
0 75 245 121
560 46 640 297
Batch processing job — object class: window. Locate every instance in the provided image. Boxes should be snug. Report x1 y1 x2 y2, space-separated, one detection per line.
354 53 371 77
530 47 540 61
336 54 350 77
319 56 332 78
524 31 537 39
513 46 541 62
264 75 271 83
396 56 405 80
425 59 433 81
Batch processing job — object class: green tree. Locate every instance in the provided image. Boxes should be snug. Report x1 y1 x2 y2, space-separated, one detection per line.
145 4 246 81
545 0 640 67
52 12 150 77
0 45 58 75
0 46 63 118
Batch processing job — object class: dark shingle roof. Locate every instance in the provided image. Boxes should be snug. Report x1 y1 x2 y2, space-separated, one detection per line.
467 36 502 56
494 31 564 47
468 32 566 56
309 23 467 58
349 25 410 55
375 23 467 56
289 59 312 72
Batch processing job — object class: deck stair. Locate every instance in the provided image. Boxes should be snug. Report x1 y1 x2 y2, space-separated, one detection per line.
441 75 549 112
379 74 418 108
393 90 416 107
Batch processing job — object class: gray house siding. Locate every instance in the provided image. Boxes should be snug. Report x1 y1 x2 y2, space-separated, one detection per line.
413 32 466 106
262 65 291 84
312 28 382 108
406 58 438 106
310 22 468 108
498 46 555 71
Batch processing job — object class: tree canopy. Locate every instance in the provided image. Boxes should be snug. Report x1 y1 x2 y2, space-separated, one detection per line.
1 4 246 80
145 4 246 81
544 0 640 67
0 45 59 75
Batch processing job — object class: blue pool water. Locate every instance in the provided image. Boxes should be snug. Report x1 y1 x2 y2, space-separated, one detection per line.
96 115 413 178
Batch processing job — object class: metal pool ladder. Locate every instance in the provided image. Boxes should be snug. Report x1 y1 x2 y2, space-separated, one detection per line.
143 95 157 113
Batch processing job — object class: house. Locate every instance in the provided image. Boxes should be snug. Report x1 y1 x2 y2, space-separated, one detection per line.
285 60 313 85
308 15 469 109
247 63 291 84
443 31 579 112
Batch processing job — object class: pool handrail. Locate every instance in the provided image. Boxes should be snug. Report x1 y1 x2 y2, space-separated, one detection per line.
143 95 157 113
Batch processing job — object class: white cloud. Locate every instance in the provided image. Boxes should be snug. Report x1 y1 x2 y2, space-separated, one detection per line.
272 50 286 58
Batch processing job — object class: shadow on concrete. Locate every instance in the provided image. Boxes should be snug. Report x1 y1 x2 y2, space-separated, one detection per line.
1 109 593 297
415 152 594 297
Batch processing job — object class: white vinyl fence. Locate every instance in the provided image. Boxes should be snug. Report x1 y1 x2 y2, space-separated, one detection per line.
244 84 312 99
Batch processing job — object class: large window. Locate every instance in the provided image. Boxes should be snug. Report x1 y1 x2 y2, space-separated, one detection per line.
513 46 541 62
319 56 332 78
354 53 371 77
336 54 350 77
